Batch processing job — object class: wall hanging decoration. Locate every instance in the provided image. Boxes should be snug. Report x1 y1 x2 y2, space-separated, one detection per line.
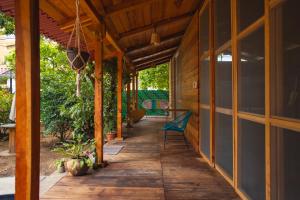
67 0 90 97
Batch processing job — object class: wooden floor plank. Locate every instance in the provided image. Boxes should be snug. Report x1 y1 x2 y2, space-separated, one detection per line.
41 119 240 200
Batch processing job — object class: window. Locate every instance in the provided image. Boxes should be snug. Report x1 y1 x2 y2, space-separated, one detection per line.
216 49 232 108
271 0 300 120
215 0 231 47
238 27 265 115
200 109 210 158
200 58 210 105
237 0 264 32
200 6 209 55
238 119 265 200
215 113 233 178
271 127 300 200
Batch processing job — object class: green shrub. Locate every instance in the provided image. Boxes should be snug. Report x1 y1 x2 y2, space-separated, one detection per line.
0 89 13 124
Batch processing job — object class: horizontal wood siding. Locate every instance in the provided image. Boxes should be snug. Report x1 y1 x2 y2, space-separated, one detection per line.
175 13 199 152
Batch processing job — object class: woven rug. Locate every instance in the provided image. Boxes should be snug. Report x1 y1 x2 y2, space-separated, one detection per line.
104 145 124 155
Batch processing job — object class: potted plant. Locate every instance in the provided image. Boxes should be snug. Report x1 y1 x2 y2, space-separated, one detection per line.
66 48 90 70
55 159 65 173
53 135 95 176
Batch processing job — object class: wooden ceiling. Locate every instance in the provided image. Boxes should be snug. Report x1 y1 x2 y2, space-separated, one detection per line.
0 0 202 71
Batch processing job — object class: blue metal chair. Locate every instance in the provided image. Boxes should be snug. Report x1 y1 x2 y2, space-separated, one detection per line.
161 111 192 149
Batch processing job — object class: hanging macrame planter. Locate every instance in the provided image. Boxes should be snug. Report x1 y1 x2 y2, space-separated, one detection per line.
67 0 90 97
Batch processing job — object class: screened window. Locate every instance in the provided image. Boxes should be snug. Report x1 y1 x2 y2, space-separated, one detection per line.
271 127 300 200
200 6 209 55
200 109 210 158
200 58 210 105
238 27 265 115
271 0 300 120
215 0 231 47
238 119 265 200
216 49 232 108
215 113 233 178
237 0 264 32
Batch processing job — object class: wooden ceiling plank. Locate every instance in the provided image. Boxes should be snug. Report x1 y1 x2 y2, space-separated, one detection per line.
135 55 172 67
126 31 184 54
132 46 178 63
106 0 155 16
134 54 174 66
119 12 193 38
136 58 170 71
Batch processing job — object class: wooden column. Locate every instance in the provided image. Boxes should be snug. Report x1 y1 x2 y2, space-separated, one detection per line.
94 31 104 165
135 73 139 109
132 74 136 109
15 0 40 199
126 81 132 127
117 53 123 139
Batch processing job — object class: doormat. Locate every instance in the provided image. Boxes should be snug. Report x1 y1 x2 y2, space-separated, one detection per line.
104 145 124 155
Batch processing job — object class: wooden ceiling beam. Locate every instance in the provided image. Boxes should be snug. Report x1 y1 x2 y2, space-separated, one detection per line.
126 31 184 55
132 46 178 63
135 55 172 67
134 54 174 66
60 15 92 32
106 0 155 16
119 12 193 39
136 58 171 71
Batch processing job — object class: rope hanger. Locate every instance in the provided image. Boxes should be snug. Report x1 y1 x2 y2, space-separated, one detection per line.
67 0 90 97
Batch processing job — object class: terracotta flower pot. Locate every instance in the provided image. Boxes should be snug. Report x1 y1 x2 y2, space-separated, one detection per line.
106 131 117 141
65 158 89 176
67 48 90 70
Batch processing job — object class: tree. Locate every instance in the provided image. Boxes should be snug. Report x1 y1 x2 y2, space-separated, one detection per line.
0 12 14 35
139 63 169 90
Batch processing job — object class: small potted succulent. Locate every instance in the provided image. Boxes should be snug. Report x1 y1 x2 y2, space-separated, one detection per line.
53 135 95 176
55 159 65 173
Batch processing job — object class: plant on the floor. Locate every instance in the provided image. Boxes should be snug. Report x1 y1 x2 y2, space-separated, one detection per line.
53 134 95 176
0 89 13 124
55 159 66 173
103 58 117 141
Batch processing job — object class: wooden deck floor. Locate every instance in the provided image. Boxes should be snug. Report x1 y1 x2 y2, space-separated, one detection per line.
41 118 240 200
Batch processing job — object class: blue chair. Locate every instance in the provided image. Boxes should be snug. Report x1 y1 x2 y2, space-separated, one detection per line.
161 111 192 149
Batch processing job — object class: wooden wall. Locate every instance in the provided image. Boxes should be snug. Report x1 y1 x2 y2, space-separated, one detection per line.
173 13 199 152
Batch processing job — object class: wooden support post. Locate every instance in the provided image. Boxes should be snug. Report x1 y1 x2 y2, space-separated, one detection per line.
132 74 136 109
94 31 105 166
135 73 139 109
126 82 132 127
117 53 123 139
15 0 40 199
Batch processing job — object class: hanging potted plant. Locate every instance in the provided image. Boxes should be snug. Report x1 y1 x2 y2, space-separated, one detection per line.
66 0 90 97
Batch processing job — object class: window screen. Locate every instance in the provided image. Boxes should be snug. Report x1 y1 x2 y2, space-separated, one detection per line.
238 27 265 115
271 127 300 200
238 119 265 200
200 58 210 105
200 108 210 158
216 49 232 108
215 112 233 178
215 0 231 47
271 0 300 120
237 0 264 32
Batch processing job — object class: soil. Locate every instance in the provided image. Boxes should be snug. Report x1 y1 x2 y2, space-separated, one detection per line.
0 135 65 177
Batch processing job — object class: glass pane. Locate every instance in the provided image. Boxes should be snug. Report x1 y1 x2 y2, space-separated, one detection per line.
215 0 231 47
237 0 264 32
238 27 265 115
215 112 233 178
200 6 209 55
200 57 210 104
216 49 232 108
238 119 265 200
271 0 300 120
200 108 210 158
